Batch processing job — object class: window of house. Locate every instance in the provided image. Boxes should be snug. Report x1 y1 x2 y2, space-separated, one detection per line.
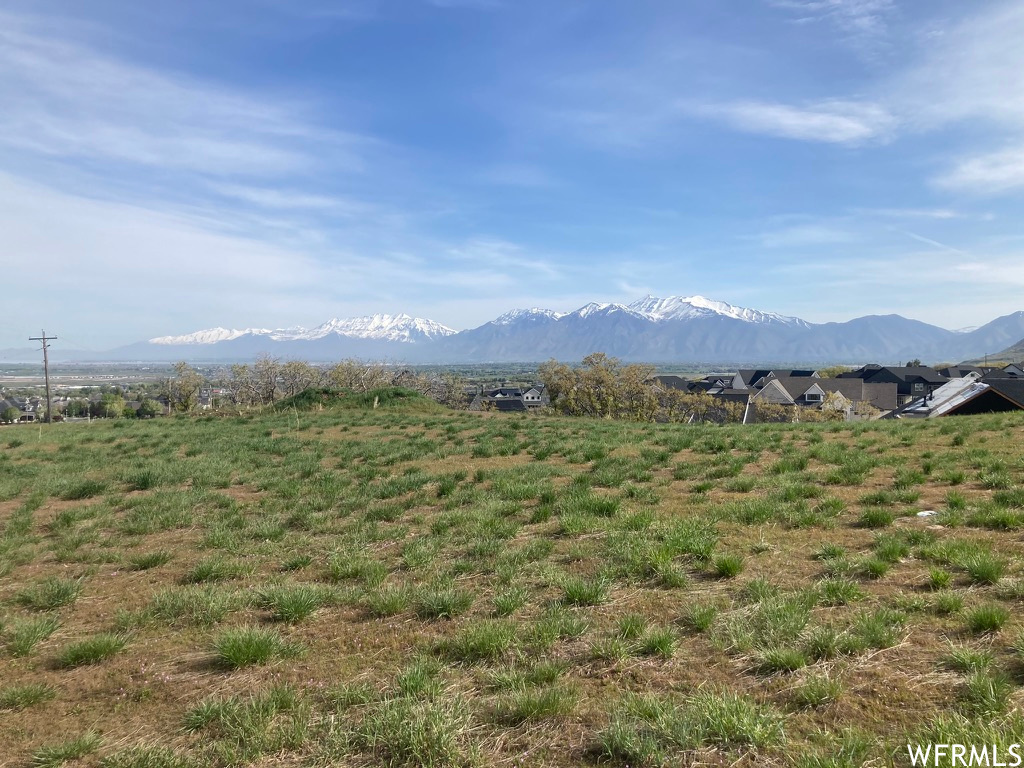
804 392 822 402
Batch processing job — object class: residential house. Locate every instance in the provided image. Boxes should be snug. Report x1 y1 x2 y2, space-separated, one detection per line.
733 369 818 390
469 385 549 411
888 374 1024 418
749 376 897 417
838 365 947 405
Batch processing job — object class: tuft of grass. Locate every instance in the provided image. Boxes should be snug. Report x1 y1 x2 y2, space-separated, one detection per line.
57 633 128 668
213 626 304 669
617 614 648 640
817 578 865 607
0 682 56 711
365 584 413 617
4 615 60 657
396 658 442 698
16 577 83 611
756 647 807 674
931 592 964 615
182 556 249 584
31 731 102 768
561 575 610 606
858 557 890 580
790 673 842 709
100 745 198 768
942 645 993 673
416 585 474 619
681 603 718 633
637 627 676 659
495 685 577 724
928 567 952 590
961 551 1007 586
148 585 239 626
354 694 472 767
492 585 529 617
59 480 107 501
255 583 329 623
857 508 895 528
600 688 786 762
127 550 173 570
712 553 744 579
438 620 518 663
965 603 1010 634
959 669 1013 717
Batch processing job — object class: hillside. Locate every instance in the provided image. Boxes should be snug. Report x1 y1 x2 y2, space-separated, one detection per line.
966 336 1024 366
2 400 1024 766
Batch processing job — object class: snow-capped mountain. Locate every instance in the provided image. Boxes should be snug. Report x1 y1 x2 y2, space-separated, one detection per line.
567 302 650 321
102 294 1024 364
298 314 456 343
150 314 454 347
493 308 566 325
627 295 810 327
150 327 278 345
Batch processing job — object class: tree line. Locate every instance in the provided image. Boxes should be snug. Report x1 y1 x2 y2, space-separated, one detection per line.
163 357 467 413
538 353 746 423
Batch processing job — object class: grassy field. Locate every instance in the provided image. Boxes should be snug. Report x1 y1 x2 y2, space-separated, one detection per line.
2 388 1024 767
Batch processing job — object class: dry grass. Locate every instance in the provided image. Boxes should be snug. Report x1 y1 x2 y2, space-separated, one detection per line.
2 397 1024 766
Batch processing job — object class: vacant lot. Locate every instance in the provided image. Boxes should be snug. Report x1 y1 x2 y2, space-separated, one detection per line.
2 389 1023 767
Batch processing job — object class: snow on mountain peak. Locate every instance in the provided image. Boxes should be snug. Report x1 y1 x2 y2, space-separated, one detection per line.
149 314 455 346
494 308 566 325
627 295 808 326
295 313 456 343
149 327 275 345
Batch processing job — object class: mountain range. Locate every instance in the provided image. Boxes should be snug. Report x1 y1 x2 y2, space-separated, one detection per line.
5 296 1024 365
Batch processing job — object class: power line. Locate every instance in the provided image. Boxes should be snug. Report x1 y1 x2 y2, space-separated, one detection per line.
28 331 56 424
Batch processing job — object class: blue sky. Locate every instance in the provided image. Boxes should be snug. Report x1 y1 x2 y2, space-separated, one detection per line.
2 0 1024 349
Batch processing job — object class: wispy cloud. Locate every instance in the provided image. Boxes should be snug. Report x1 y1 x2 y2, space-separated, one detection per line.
0 12 366 177
690 99 894 145
933 146 1024 195
767 0 896 55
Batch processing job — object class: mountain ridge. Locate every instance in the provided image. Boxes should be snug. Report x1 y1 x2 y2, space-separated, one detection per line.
7 296 1024 365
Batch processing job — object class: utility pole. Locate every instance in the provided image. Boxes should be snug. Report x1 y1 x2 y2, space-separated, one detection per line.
28 331 56 424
